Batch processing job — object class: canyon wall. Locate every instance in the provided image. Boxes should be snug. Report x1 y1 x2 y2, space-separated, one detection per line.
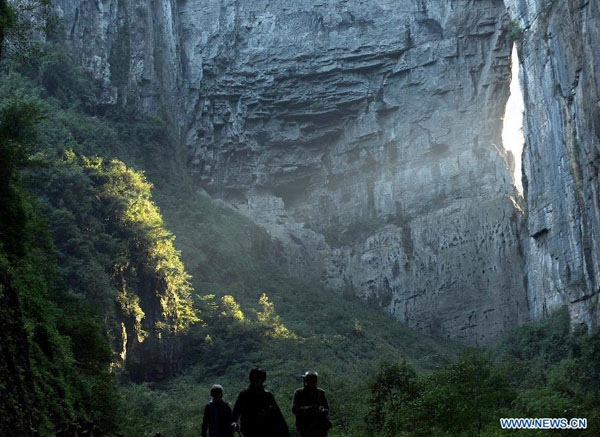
180 0 529 345
504 0 600 330
54 0 536 345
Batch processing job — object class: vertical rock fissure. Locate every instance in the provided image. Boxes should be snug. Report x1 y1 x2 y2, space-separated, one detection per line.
505 0 600 330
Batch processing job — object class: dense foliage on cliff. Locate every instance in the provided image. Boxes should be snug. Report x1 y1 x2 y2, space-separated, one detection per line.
0 16 197 434
1 41 198 371
25 152 198 375
0 97 119 435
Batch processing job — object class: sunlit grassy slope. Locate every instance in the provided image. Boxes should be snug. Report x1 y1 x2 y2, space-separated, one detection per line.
119 186 463 436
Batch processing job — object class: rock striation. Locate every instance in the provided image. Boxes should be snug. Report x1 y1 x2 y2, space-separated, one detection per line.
504 0 600 330
54 0 532 346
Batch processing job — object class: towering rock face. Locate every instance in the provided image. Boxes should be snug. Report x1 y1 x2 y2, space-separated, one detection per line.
56 0 530 345
504 0 600 330
183 0 529 345
53 0 182 117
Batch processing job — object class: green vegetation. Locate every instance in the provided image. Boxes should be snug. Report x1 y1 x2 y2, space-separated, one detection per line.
2 7 600 437
1 39 197 350
0 89 119 435
366 353 515 436
1 7 196 433
24 153 198 368
365 308 600 436
117 278 461 436
505 19 523 44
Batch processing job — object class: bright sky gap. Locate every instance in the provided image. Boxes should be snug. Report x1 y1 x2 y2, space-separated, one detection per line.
502 45 525 195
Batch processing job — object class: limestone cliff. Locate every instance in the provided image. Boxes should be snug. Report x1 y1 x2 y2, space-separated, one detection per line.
185 0 529 345
53 0 532 346
504 0 600 330
53 0 182 117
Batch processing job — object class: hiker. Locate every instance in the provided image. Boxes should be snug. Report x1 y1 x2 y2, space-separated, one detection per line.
201 384 234 437
231 368 290 437
292 371 331 437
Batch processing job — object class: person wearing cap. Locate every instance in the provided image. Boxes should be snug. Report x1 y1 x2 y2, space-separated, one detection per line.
231 368 290 437
292 371 331 437
201 384 234 437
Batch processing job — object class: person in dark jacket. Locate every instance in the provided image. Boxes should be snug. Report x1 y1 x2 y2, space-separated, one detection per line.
292 371 331 437
201 384 234 437
231 368 290 437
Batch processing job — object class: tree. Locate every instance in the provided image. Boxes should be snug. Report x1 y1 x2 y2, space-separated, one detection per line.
221 295 244 321
0 98 42 192
416 352 516 436
0 0 14 61
366 360 420 436
0 0 52 63
257 293 295 339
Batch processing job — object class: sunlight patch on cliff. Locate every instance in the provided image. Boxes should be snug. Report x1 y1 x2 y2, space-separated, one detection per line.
502 45 525 195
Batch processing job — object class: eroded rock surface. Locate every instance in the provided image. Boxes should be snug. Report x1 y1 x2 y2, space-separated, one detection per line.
183 0 528 344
